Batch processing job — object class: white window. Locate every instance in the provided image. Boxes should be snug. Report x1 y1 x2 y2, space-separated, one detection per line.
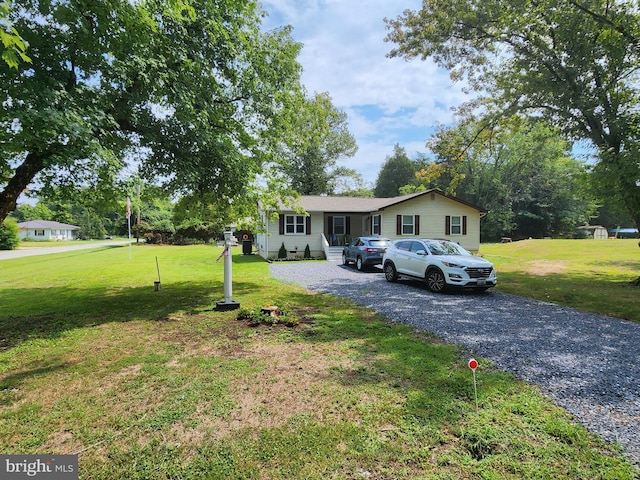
333 216 345 235
402 215 415 235
451 216 462 235
285 215 306 234
372 215 381 235
35 230 45 236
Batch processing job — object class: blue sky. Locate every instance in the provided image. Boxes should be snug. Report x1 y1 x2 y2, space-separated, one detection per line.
261 0 470 187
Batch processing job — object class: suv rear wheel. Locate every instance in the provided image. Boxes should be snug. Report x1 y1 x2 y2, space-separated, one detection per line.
384 262 398 282
426 268 446 293
356 256 364 271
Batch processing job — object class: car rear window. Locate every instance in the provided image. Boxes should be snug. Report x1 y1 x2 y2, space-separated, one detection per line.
369 240 390 247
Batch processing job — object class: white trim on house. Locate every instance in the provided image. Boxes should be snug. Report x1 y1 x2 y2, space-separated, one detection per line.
257 189 487 259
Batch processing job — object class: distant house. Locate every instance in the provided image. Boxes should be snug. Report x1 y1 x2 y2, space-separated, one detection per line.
17 220 80 241
256 189 487 260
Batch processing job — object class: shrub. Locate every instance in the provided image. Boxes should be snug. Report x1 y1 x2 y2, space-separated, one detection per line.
304 244 311 259
278 242 287 259
174 220 219 243
236 305 299 327
0 219 20 250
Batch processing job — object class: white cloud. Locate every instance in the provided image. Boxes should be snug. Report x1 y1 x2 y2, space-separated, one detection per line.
261 0 470 185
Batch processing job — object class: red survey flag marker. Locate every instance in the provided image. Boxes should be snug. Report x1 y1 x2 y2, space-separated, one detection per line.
468 358 478 371
468 358 479 412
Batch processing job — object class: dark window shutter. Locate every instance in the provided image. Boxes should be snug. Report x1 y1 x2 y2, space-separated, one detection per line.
415 215 420 236
279 214 285 235
306 216 311 235
445 216 451 235
328 216 333 235
396 215 402 235
378 216 382 235
346 216 351 235
462 216 467 235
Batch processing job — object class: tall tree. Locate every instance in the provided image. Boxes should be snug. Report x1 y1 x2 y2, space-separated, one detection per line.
385 0 640 230
0 0 305 223
373 144 416 197
278 92 357 195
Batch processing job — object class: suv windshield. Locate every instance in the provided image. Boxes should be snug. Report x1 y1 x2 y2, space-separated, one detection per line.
425 241 470 256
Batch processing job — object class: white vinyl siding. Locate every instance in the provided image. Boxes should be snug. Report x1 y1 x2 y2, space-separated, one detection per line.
381 195 481 252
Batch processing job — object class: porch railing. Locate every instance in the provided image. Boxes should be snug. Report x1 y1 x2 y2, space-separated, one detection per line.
321 233 330 260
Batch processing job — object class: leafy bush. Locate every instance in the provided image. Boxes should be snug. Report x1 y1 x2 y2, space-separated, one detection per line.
174 220 219 244
236 305 299 327
0 219 20 250
304 244 311 259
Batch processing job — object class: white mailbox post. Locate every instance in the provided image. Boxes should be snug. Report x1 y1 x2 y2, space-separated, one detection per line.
216 227 241 311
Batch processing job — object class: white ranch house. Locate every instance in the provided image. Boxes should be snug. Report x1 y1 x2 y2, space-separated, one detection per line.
256 189 487 260
17 220 80 241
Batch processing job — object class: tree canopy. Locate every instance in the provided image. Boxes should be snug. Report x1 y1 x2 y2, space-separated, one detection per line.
277 92 357 195
0 0 306 224
373 144 417 198
385 0 640 229
0 1 29 68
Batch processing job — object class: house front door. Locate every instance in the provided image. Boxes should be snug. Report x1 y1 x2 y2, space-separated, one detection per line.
327 215 351 245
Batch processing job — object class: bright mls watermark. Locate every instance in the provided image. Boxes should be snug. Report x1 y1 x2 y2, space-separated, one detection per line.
1 455 78 479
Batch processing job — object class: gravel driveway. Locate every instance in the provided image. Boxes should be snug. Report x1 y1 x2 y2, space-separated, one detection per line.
269 261 640 468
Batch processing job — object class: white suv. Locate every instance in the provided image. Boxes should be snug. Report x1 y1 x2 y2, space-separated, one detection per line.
382 239 497 293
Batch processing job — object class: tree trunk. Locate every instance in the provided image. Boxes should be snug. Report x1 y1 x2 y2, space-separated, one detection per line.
0 153 45 222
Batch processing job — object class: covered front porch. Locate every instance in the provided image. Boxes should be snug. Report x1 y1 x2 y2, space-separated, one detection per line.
324 212 379 246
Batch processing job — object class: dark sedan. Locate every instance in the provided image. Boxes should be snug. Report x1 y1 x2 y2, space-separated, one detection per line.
342 236 391 271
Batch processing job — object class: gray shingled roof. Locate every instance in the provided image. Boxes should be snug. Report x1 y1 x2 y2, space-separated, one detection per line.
17 220 80 230
279 189 486 213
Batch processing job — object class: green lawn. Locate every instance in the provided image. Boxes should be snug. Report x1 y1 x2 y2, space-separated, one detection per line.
480 238 640 322
0 243 637 479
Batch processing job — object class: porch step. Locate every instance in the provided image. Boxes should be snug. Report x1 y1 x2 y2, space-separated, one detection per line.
326 246 343 262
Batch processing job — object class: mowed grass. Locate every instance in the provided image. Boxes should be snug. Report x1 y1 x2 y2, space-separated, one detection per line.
0 243 637 479
480 239 640 322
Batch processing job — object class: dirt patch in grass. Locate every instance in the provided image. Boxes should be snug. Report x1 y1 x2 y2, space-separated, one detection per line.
137 312 363 447
525 260 569 276
180 336 359 444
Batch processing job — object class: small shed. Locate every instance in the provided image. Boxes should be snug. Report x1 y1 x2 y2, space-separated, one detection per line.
579 225 608 239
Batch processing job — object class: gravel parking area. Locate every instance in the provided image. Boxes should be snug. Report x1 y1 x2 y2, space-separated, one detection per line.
270 261 640 468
